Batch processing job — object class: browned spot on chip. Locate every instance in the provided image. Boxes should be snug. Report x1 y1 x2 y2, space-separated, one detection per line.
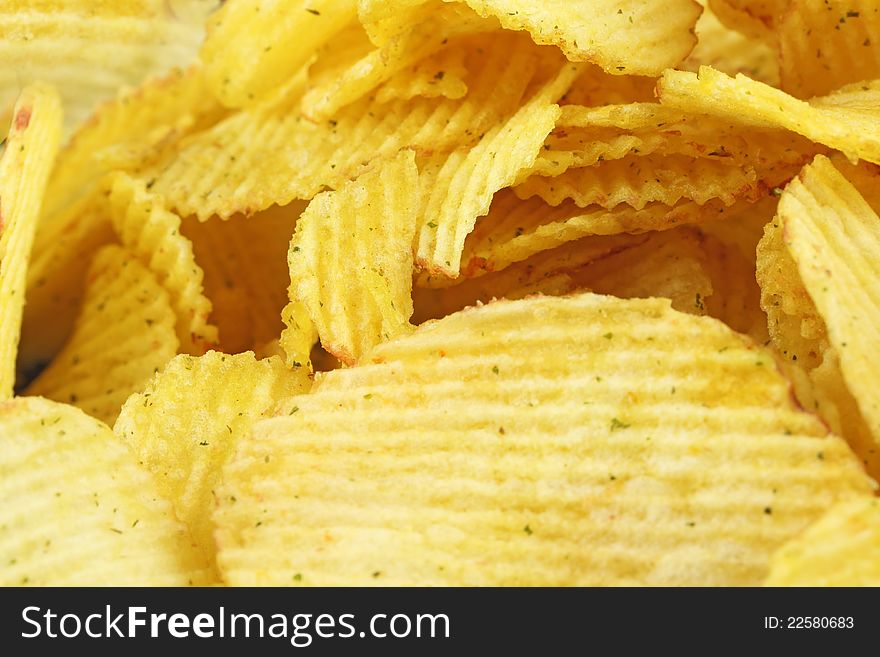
14 107 31 130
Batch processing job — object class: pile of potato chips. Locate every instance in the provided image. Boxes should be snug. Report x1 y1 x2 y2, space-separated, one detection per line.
1 0 878 587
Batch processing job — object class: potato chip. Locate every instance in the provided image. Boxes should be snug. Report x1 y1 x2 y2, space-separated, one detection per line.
765 496 880 586
0 396 211 586
16 196 116 387
778 0 880 98
201 0 358 108
374 41 470 103
148 32 548 220
658 66 880 164
414 231 651 320
758 155 880 478
514 155 768 210
683 0 779 86
280 301 319 370
571 229 714 314
26 246 179 425
534 104 816 179
0 0 215 136
21 66 225 375
289 151 419 365
453 191 739 277
414 62 579 276
441 0 703 76
40 65 225 224
0 84 62 398
182 203 304 355
115 351 309 572
108 173 218 355
302 5 492 119
215 293 873 586
416 227 713 323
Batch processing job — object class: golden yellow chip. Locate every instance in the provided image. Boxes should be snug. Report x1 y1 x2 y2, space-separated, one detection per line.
215 293 873 586
289 150 419 365
434 0 703 76
572 228 714 314
108 172 218 355
534 104 815 178
302 5 492 119
39 65 226 224
658 66 880 164
21 66 225 375
414 231 651 320
26 246 179 425
765 496 880 586
758 155 880 479
0 396 211 586
0 1 215 136
0 84 62 398
147 31 551 219
201 0 358 108
514 155 770 210
778 0 880 99
454 191 738 277
375 40 471 104
115 351 309 574
414 61 579 276
417 227 713 323
182 203 304 355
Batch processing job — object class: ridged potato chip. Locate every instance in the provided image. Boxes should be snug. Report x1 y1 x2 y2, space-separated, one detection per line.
414 62 578 276
0 396 211 586
0 84 62 398
17 195 115 386
765 496 880 586
450 0 702 76
514 155 774 210
453 191 739 277
658 66 880 164
289 151 419 365
148 31 551 220
115 352 309 574
182 203 304 355
215 293 873 586
21 66 225 375
375 40 471 103
533 105 815 181
27 246 179 425
302 5 492 119
778 0 880 98
108 173 218 355
571 228 713 314
0 0 215 136
758 155 880 479
201 0 358 108
415 227 713 323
